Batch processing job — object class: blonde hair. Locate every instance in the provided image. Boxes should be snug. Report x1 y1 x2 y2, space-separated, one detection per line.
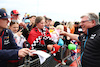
1 8 7 12
67 22 74 29
56 25 64 31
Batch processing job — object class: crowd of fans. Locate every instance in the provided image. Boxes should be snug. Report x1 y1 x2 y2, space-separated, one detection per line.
0 8 81 67
2 8 99 67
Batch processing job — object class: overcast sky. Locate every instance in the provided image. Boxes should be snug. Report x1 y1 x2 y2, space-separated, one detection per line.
0 0 100 22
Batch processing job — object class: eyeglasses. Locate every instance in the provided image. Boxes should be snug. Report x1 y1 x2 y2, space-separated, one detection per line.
81 20 91 24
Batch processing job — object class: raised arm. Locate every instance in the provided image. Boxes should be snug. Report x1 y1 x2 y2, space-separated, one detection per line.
60 31 80 42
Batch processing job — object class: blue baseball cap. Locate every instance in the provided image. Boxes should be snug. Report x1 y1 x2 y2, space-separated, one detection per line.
25 19 30 23
0 9 10 19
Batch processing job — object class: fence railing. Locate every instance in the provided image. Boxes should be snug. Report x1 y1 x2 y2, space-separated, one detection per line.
18 45 81 67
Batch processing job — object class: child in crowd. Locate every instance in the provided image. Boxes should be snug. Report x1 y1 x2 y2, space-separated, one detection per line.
9 21 26 48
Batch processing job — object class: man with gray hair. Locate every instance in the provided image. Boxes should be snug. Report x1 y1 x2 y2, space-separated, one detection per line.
60 13 100 67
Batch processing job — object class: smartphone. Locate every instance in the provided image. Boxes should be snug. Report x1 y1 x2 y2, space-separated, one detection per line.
19 26 24 32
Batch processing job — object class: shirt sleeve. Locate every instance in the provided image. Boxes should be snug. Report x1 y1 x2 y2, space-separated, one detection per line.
0 49 19 60
78 35 83 42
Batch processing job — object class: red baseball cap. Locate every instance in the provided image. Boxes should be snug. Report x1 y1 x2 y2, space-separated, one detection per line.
10 10 20 15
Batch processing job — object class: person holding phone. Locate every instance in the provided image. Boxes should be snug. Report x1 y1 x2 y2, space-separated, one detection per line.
9 21 27 48
0 9 35 67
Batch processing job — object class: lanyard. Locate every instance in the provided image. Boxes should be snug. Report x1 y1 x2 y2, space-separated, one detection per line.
81 29 88 62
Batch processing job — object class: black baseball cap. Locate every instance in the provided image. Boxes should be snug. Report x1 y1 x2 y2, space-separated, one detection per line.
0 9 10 19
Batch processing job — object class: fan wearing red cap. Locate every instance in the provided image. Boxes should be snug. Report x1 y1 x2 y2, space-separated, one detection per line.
11 10 20 15
10 10 20 21
0 9 36 67
10 10 26 31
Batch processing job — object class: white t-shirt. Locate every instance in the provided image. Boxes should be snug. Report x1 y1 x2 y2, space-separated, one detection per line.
14 34 26 48
67 27 70 33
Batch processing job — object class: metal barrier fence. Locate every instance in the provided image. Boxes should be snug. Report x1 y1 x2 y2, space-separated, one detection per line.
18 45 81 67
18 55 58 67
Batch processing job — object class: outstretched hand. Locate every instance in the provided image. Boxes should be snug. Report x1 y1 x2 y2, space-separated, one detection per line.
59 30 67 36
47 45 53 51
18 48 30 57
16 31 22 36
19 22 26 29
18 48 36 57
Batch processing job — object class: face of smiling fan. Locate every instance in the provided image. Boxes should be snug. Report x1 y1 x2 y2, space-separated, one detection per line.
80 16 95 34
36 19 45 29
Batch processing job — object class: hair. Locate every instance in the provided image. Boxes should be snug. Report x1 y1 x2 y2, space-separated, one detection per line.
35 16 45 24
67 22 74 29
81 13 99 25
54 21 60 27
44 16 48 20
10 21 19 26
31 16 45 29
1 8 7 12
56 25 64 31
29 15 36 18
74 22 79 25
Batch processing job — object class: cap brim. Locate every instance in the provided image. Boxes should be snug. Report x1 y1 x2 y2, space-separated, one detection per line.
13 14 20 15
0 15 11 19
7 15 11 18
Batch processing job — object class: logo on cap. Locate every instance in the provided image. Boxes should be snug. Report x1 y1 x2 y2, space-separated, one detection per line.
16 11 18 13
4 13 6 16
